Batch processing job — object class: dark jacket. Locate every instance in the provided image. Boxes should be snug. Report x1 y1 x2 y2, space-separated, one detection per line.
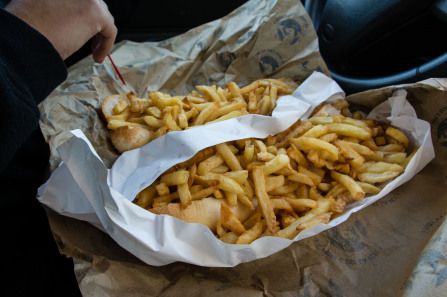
0 8 80 296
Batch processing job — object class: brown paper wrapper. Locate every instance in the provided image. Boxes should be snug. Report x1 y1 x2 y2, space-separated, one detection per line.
40 0 447 295
39 0 328 171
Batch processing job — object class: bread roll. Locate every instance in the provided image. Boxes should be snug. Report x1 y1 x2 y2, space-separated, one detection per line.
110 126 153 153
101 94 130 120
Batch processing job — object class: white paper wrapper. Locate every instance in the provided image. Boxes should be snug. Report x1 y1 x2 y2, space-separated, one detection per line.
37 72 435 267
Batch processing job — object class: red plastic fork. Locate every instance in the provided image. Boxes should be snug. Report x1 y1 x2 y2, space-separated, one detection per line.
107 54 127 86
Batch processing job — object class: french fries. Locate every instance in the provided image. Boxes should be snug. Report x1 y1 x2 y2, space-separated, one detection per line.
132 94 415 244
102 78 301 153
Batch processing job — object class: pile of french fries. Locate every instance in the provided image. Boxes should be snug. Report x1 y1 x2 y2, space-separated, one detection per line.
104 78 300 140
133 97 416 244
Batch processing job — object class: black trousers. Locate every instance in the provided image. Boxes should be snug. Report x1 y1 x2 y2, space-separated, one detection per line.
2 201 82 296
0 128 81 296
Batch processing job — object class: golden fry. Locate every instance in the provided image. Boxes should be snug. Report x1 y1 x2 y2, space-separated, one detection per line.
177 183 192 208
205 172 245 195
327 123 372 140
263 154 290 175
291 137 339 161
160 170 190 186
331 171 365 201
386 126 409 148
216 143 243 171
236 221 263 244
252 166 277 233
220 204 245 235
296 212 332 231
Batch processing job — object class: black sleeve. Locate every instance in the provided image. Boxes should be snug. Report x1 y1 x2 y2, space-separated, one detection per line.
0 8 67 173
0 9 83 296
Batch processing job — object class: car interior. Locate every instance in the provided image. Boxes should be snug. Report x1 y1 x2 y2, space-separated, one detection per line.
305 0 447 94
64 0 447 95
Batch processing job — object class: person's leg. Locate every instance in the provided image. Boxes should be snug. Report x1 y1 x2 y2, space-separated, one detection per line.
0 128 81 296
2 201 82 296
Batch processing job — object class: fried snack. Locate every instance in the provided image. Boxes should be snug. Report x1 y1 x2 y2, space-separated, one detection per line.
102 78 301 153
149 198 254 233
133 98 416 244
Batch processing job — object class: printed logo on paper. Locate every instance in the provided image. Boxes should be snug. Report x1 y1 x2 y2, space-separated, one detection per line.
297 274 344 297
422 214 446 234
432 105 447 147
274 15 306 45
218 52 237 69
372 191 400 208
314 219 382 265
405 237 447 290
438 119 447 146
255 49 284 74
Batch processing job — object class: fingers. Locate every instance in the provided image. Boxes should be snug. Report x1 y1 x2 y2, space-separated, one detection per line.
6 0 117 63
91 1 117 63
92 20 118 63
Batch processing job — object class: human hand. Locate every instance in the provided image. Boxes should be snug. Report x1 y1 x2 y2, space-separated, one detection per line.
5 0 117 63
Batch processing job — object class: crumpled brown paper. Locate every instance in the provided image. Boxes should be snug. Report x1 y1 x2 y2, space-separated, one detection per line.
39 0 447 295
39 0 327 171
